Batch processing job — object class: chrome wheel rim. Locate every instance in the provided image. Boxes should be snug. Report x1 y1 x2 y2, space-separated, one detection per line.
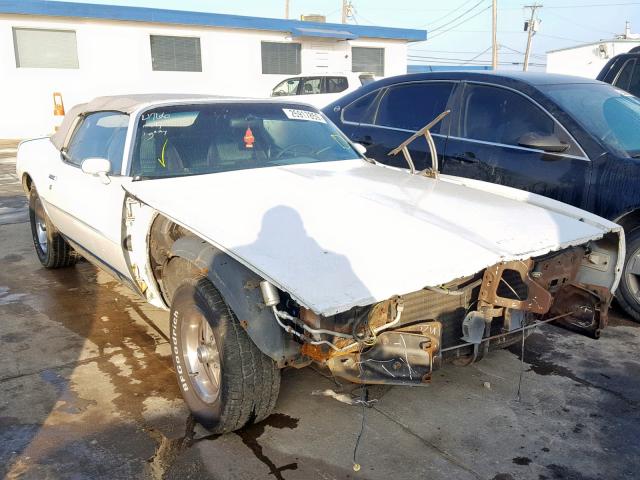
625 247 640 302
182 310 221 404
34 198 48 255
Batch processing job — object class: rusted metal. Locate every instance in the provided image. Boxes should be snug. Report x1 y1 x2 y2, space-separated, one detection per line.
479 259 553 314
325 321 442 385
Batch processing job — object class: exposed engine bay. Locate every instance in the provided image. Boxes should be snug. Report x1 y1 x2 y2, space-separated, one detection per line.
262 237 618 386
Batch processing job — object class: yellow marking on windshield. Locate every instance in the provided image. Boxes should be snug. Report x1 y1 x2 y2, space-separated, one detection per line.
158 138 168 167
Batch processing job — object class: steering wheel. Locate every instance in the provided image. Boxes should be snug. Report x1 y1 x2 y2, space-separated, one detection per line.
275 144 315 159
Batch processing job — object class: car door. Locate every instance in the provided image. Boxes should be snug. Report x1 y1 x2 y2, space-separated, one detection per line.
442 82 591 208
47 111 132 280
346 81 456 171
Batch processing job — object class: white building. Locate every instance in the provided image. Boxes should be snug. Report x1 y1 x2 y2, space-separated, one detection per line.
547 23 640 79
0 0 425 138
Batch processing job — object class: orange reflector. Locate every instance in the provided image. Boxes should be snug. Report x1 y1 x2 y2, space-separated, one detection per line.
53 92 65 116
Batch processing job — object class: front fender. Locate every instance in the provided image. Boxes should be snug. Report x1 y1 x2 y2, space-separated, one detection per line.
170 236 300 366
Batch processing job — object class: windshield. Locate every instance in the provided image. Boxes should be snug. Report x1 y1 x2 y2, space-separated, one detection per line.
130 103 360 178
541 83 640 158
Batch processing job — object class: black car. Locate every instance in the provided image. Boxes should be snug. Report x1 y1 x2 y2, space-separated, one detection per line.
323 71 640 319
597 46 640 97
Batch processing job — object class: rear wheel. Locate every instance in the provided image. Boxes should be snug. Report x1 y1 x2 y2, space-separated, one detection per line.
616 227 640 322
28 187 77 269
169 276 280 432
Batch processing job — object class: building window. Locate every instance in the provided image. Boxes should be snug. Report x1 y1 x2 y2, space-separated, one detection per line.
352 47 384 76
261 42 301 75
13 28 79 69
150 35 202 72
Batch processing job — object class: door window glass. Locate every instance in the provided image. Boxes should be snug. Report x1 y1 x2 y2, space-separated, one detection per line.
375 82 454 133
613 59 636 92
272 78 300 96
628 62 640 97
326 77 348 93
65 111 129 174
342 90 380 124
300 77 322 95
461 84 554 146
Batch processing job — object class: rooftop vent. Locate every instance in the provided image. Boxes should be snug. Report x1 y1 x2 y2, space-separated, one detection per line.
300 14 326 23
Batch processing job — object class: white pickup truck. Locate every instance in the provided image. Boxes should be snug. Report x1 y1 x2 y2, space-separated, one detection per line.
17 95 623 433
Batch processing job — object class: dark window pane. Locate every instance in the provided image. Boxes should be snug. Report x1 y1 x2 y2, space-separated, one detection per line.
375 82 453 133
150 35 201 72
628 63 640 97
66 112 129 174
614 59 636 91
300 77 321 95
272 78 300 96
462 85 554 146
352 47 384 76
342 91 379 124
326 77 348 93
262 42 301 75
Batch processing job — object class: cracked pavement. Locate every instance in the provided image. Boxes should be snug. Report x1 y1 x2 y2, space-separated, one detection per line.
1 145 639 480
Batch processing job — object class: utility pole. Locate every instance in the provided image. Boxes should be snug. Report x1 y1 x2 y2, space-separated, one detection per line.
341 0 348 24
491 0 498 70
523 4 542 71
285 0 289 19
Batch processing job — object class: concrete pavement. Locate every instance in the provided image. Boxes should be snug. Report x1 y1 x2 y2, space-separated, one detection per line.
1 149 639 480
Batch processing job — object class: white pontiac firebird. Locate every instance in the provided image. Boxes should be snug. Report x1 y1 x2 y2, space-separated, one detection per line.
16 95 624 433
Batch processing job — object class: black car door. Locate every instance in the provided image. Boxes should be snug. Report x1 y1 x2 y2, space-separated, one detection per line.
442 82 591 208
345 81 456 171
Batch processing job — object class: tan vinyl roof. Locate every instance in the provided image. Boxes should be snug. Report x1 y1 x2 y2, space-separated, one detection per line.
51 94 220 149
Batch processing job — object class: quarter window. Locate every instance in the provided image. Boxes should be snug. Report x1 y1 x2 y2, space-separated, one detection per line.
150 35 202 72
352 47 384 76
460 84 555 147
65 112 129 174
375 82 454 133
261 42 301 75
13 28 78 69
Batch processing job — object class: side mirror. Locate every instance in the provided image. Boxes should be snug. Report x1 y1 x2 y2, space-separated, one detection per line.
353 143 367 156
81 157 111 184
518 132 569 153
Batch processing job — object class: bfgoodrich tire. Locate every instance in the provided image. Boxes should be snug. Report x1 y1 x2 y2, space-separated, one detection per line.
29 187 77 269
169 276 280 433
616 227 640 322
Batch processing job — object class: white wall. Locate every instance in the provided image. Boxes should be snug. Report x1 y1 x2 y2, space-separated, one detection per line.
546 40 640 79
0 14 408 139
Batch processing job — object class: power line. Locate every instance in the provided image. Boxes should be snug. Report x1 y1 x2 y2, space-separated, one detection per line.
542 10 618 35
428 0 486 32
421 0 478 29
428 5 492 40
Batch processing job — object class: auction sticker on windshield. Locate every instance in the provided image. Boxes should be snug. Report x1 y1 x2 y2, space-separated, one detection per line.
282 108 326 123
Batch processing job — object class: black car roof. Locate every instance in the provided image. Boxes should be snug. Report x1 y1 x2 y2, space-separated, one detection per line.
369 71 602 89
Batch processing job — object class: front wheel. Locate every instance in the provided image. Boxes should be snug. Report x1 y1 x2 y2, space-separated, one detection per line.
616 227 640 322
169 276 280 433
28 187 77 269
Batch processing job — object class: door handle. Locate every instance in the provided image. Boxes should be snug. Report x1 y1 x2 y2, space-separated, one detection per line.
452 152 479 163
48 174 57 181
354 136 373 147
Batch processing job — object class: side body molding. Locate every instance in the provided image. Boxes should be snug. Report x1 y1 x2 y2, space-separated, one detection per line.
169 236 301 366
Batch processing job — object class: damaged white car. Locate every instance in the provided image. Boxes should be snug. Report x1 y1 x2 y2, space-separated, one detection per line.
17 95 624 433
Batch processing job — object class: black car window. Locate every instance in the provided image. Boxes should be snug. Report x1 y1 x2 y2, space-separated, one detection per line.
375 82 453 133
65 111 129 174
326 77 348 93
628 62 640 97
300 77 321 95
342 90 380 124
614 59 636 92
272 78 300 96
461 84 555 147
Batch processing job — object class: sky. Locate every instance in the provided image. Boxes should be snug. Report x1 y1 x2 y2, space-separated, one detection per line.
49 0 640 70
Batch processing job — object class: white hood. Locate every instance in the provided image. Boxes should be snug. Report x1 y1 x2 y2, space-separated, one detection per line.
126 160 621 316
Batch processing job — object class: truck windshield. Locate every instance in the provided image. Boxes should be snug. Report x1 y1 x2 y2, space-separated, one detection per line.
541 83 640 158
130 103 360 178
